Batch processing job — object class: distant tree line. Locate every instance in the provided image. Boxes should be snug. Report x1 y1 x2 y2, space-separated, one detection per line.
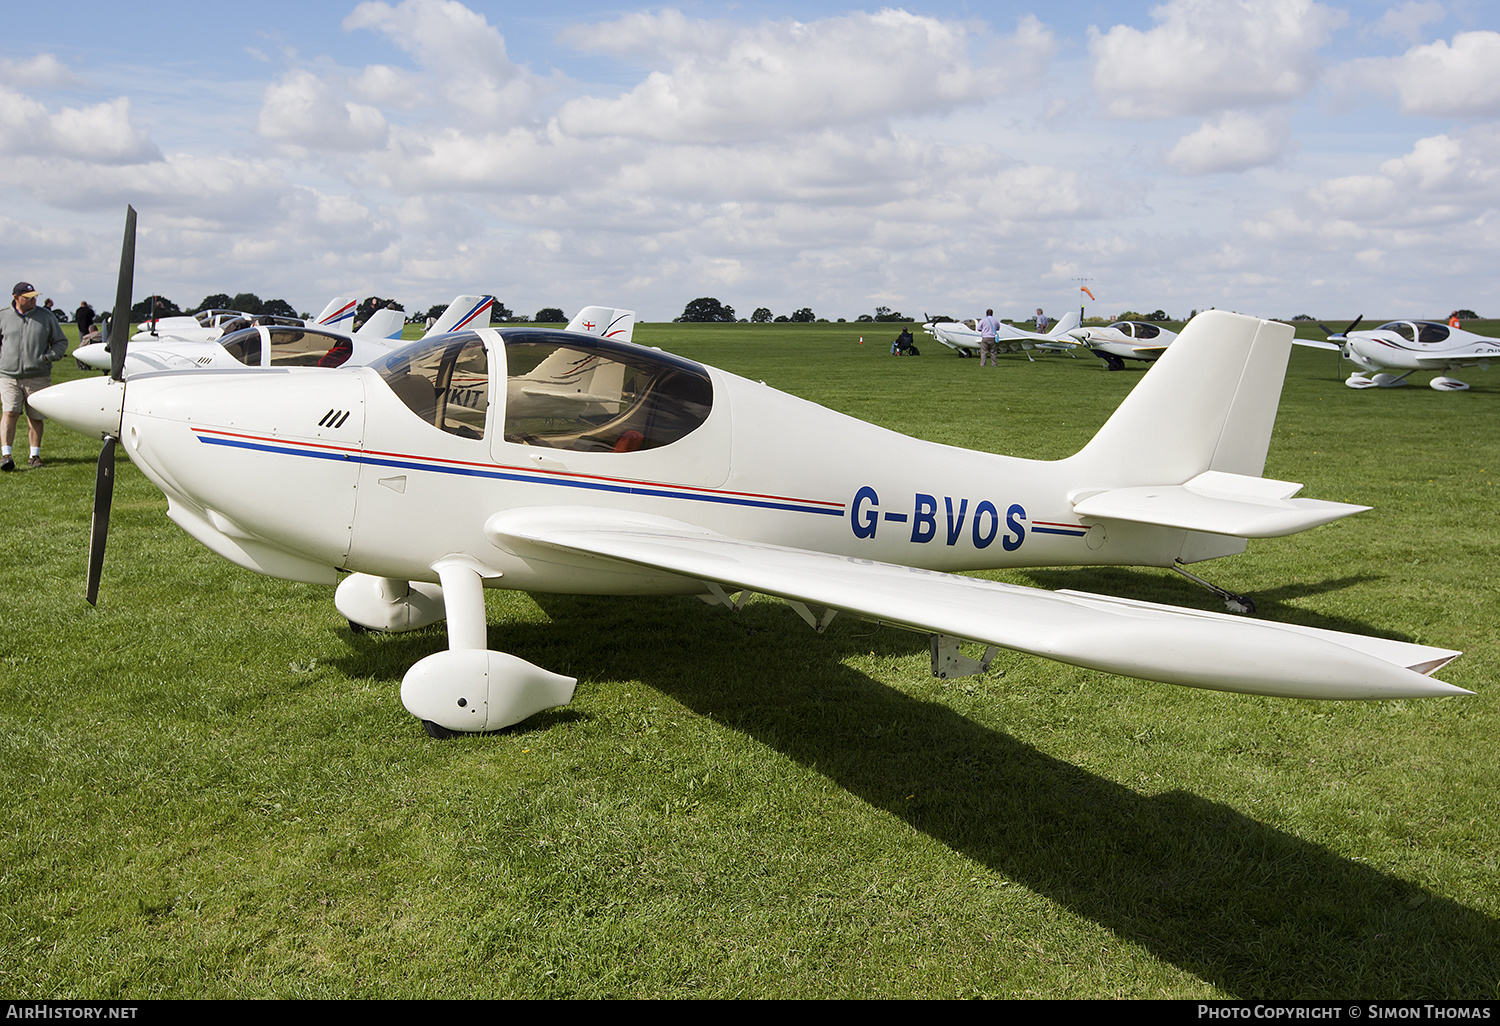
681 298 823 323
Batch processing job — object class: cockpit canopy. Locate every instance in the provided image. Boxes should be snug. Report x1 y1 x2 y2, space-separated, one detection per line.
219 326 358 368
1378 321 1450 344
368 329 714 451
1109 321 1162 339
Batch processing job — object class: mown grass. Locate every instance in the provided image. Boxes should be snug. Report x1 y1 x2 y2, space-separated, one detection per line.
2 319 1496 998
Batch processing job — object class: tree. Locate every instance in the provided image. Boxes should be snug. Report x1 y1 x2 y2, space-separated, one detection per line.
261 298 297 319
751 307 773 323
231 293 263 315
1455 309 1479 319
489 299 514 322
131 295 181 321
790 307 816 322
1145 309 1168 321
534 307 566 323
195 293 233 313
677 297 736 322
358 297 405 325
425 302 449 323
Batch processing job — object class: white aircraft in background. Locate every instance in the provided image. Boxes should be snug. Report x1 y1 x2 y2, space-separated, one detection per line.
1069 321 1180 371
923 311 1082 359
1294 317 1499 390
130 296 357 345
77 302 410 376
35 209 1467 738
80 298 633 379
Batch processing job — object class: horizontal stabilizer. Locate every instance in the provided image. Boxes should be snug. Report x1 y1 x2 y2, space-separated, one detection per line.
487 508 1467 702
1071 471 1368 538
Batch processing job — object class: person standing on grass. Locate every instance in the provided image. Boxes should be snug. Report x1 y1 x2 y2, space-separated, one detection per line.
0 282 68 471
977 308 1001 367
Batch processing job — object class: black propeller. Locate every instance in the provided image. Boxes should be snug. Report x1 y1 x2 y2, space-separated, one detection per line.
1316 314 1364 342
1313 314 1362 382
86 204 135 605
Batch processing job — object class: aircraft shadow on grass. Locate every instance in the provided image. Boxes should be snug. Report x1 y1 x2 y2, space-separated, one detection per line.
333 592 1499 998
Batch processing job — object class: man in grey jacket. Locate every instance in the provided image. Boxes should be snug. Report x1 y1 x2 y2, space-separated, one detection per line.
0 282 68 470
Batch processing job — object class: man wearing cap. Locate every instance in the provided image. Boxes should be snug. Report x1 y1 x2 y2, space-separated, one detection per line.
0 282 68 471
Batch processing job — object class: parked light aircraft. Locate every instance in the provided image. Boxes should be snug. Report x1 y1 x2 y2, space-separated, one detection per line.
79 304 406 376
80 299 631 379
131 296 355 344
1069 321 1180 371
76 297 495 376
34 209 1467 738
923 311 1081 359
1294 318 1500 390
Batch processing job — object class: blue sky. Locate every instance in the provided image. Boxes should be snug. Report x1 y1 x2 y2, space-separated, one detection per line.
5 0 1500 322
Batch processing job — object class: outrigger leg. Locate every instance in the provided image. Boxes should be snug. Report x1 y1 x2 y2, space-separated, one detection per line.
1173 560 1256 614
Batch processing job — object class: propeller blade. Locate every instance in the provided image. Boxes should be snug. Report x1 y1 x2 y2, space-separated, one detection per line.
89 204 135 605
109 206 136 386
1345 314 1363 335
86 436 116 606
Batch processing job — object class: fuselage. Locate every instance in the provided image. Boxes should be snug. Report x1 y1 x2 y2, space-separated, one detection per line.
111 328 1194 594
1071 321 1177 362
1343 320 1500 373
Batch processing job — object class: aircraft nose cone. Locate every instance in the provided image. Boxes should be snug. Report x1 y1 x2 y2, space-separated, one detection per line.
29 375 124 440
73 342 111 370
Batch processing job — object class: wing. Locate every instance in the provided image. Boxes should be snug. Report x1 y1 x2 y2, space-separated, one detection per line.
487 507 1465 701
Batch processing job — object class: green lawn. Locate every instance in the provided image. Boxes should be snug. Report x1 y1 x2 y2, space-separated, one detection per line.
2 319 1496 998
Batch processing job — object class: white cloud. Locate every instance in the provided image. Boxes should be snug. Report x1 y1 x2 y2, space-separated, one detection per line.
0 88 158 163
1167 110 1290 174
343 0 550 123
1089 0 1345 120
0 54 85 89
1381 31 1500 117
1368 1 1445 45
257 69 389 151
557 8 993 143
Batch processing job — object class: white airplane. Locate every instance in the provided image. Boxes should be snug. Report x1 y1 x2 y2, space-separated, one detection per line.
1068 321 1180 371
77 305 407 376
923 311 1082 359
131 296 354 345
1294 317 1500 390
74 296 504 377
34 210 1468 738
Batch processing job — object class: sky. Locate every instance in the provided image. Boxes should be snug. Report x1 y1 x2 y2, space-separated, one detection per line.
4 0 1500 323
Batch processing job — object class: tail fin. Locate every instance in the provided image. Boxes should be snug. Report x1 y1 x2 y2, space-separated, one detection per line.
1071 311 1291 482
1047 309 1080 337
1064 311 1365 557
312 297 358 328
424 296 494 337
355 308 407 340
567 306 636 344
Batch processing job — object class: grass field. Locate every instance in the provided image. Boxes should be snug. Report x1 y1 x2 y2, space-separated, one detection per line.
2 318 1497 998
